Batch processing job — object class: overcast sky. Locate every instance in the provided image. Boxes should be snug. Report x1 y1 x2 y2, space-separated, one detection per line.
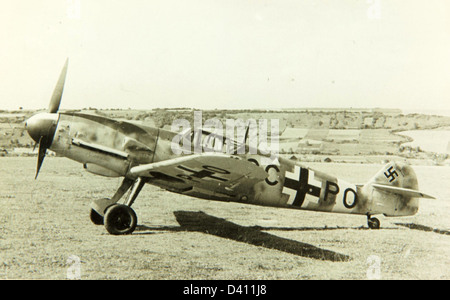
1 0 449 112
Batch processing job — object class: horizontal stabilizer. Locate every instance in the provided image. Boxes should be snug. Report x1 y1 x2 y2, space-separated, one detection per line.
372 183 435 199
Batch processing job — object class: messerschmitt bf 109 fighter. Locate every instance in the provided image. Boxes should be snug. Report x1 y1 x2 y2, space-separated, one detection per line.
25 60 435 235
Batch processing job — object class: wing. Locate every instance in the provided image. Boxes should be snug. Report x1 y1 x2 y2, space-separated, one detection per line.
128 154 268 197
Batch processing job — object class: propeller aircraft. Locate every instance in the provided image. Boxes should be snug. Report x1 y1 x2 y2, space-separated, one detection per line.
25 60 435 235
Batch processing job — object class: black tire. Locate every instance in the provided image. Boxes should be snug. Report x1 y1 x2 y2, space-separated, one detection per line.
90 209 104 225
368 217 380 229
104 204 137 235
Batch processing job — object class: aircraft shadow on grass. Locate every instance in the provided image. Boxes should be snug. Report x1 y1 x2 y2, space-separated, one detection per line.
136 211 351 262
394 223 450 235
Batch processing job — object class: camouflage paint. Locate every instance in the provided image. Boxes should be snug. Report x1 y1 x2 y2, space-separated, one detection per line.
49 113 421 218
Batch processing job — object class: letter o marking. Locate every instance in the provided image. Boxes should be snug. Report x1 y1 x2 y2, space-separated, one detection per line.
343 188 358 209
247 158 259 166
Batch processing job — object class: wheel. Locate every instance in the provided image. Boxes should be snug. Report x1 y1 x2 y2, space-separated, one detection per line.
90 209 104 225
104 204 137 235
368 217 380 229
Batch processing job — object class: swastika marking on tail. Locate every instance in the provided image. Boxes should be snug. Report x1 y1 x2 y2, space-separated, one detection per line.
384 166 398 183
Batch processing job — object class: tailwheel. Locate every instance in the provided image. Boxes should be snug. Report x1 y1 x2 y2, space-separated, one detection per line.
90 209 104 225
104 204 137 235
367 216 380 229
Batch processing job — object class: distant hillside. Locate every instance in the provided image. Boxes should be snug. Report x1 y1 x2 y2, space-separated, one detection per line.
1 108 449 164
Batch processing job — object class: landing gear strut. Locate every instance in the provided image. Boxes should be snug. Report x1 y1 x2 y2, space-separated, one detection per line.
90 177 146 235
367 214 380 229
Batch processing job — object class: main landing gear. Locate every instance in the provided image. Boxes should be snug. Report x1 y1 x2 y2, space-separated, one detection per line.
90 177 147 235
367 214 381 229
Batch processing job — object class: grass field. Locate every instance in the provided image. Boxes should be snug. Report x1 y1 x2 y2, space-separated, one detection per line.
0 157 449 279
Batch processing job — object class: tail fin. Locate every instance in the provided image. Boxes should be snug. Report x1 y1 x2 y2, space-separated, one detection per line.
362 161 434 216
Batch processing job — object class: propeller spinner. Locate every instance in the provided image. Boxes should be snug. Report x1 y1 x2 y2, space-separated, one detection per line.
25 59 68 179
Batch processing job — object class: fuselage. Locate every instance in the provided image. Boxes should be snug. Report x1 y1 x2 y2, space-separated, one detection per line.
45 112 377 216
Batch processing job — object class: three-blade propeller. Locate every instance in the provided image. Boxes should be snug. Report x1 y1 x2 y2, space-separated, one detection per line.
25 59 68 179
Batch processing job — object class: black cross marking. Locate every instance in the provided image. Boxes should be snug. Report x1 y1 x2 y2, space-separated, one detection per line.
283 167 321 207
177 165 229 182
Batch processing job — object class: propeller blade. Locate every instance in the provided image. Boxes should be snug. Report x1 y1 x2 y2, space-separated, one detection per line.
48 58 69 113
35 137 47 179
